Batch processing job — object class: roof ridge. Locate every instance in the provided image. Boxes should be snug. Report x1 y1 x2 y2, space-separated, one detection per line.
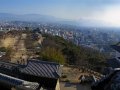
28 59 60 65
0 60 19 66
111 45 120 52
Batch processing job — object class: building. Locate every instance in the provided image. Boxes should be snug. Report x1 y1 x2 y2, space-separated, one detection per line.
0 72 40 90
91 69 120 90
107 44 120 68
0 59 62 90
111 44 120 59
92 43 120 90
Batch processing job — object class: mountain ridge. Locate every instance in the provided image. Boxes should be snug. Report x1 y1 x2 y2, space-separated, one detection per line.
0 13 110 27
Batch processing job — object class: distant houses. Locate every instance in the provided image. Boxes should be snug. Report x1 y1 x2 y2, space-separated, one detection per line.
0 59 62 90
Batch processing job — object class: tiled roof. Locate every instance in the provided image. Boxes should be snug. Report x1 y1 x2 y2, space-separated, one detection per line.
92 70 120 90
0 73 23 86
0 61 19 70
0 72 39 90
107 58 120 68
0 60 61 89
0 59 62 79
20 59 61 79
111 45 120 52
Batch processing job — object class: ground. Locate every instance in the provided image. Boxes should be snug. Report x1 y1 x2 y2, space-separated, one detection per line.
60 66 103 90
60 66 103 83
0 32 43 63
60 82 91 90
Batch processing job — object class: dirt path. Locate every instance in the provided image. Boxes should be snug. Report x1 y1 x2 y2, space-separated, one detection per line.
11 34 28 63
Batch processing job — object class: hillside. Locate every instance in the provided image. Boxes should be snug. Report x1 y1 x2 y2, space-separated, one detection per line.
0 31 107 72
40 34 107 72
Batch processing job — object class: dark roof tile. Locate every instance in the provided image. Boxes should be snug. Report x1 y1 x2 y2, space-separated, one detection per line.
20 59 61 79
111 45 120 52
107 58 120 68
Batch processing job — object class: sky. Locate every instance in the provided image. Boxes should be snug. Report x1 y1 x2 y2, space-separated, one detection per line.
0 0 120 27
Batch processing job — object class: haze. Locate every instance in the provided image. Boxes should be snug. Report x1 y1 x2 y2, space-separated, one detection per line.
0 0 120 27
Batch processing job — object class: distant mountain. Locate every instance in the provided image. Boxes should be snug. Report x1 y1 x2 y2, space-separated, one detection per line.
0 13 110 27
0 13 80 26
0 13 59 22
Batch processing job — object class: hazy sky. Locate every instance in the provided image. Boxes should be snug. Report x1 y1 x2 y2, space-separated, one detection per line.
0 0 120 26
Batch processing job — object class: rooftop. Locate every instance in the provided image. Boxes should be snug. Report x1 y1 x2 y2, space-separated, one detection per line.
20 59 61 79
0 59 62 79
0 72 39 90
107 58 120 68
111 45 120 52
0 59 62 89
92 70 120 90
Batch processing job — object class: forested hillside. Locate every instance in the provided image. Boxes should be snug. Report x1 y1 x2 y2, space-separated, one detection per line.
0 31 107 72
39 34 107 72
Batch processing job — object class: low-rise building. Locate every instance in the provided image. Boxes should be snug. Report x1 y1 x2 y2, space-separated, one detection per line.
107 44 120 68
0 59 62 90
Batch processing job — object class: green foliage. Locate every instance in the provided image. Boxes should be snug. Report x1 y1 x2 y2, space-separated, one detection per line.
0 47 12 57
0 47 12 60
41 34 107 71
61 75 67 78
40 47 65 64
0 47 6 52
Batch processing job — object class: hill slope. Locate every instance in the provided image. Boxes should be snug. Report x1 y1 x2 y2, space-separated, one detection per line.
40 34 106 72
